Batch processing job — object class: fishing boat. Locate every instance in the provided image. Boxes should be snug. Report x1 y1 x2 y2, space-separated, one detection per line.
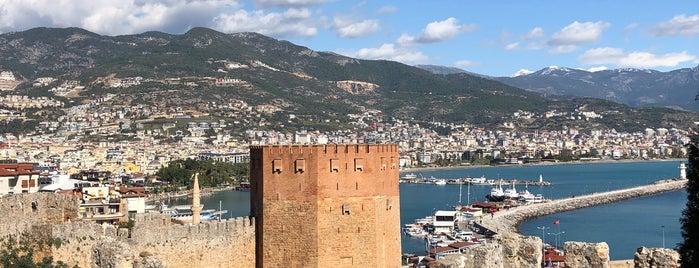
485 180 506 202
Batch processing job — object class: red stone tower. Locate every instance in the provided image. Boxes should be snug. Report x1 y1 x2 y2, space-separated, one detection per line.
250 144 401 267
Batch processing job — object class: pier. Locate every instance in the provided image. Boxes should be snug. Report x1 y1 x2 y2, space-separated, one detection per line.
479 178 687 236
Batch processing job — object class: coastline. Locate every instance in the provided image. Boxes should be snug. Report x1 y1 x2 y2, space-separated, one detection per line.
400 158 685 173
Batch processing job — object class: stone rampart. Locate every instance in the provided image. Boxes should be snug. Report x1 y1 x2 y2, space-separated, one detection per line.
0 193 255 268
0 193 80 238
49 212 256 268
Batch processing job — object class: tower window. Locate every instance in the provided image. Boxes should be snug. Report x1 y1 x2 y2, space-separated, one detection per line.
295 158 305 173
272 159 283 174
342 204 350 215
354 158 363 171
330 159 340 172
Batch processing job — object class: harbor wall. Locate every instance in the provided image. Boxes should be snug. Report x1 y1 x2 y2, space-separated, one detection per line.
481 178 687 235
0 193 255 268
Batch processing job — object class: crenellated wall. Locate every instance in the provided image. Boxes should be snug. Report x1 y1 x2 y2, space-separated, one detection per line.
0 193 255 268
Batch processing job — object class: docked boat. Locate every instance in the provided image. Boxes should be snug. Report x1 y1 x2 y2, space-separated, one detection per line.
433 179 447 185
517 183 546 204
485 181 506 202
503 180 519 199
465 176 495 185
486 180 520 202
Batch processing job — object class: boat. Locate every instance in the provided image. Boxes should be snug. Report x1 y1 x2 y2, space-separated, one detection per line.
503 180 519 199
433 179 447 185
485 180 506 202
486 179 521 202
401 173 418 180
466 176 495 185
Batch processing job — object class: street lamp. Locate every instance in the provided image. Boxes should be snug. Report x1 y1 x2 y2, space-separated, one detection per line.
547 231 565 249
537 226 550 248
661 225 665 248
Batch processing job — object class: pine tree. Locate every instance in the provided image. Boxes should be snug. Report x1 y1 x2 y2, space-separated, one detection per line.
679 131 699 266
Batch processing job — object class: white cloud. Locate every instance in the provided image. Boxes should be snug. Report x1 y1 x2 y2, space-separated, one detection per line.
339 43 429 64
397 17 477 46
333 17 379 38
504 42 519 51
548 21 610 46
546 21 610 54
254 0 327 8
579 47 696 68
0 0 323 38
376 5 397 15
454 60 478 68
651 14 699 37
214 8 318 38
523 27 544 40
0 0 232 35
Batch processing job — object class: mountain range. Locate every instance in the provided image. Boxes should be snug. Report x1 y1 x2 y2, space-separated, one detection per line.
416 64 699 112
0 27 696 133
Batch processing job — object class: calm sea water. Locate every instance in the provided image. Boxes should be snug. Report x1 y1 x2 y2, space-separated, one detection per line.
169 160 686 260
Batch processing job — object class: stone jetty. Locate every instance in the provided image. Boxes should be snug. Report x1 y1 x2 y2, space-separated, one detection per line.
480 178 687 236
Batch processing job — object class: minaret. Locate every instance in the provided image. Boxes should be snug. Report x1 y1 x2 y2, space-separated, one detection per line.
192 172 202 224
680 161 687 179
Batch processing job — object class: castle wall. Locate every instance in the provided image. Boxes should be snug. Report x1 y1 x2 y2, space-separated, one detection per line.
250 144 401 268
49 213 256 268
0 193 80 238
0 193 255 268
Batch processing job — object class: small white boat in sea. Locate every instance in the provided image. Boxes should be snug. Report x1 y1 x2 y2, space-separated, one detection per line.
434 179 447 185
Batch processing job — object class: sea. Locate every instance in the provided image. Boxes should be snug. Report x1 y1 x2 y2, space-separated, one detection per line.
167 160 685 260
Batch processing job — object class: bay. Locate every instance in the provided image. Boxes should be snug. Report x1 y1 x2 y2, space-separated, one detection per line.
168 160 685 260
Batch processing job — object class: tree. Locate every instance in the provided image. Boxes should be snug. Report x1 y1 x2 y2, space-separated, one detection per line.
679 130 699 266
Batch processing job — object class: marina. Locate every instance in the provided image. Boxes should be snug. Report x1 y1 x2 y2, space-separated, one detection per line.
399 160 685 260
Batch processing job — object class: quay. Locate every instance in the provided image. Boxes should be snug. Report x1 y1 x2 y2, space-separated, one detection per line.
479 178 688 236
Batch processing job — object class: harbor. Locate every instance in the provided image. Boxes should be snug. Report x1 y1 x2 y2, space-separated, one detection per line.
402 177 686 263
399 160 686 261
400 173 552 186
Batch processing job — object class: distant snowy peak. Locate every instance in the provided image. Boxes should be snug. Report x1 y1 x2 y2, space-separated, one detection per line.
511 69 533 77
534 66 576 76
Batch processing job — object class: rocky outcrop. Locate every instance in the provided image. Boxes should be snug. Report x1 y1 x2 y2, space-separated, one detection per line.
564 241 610 268
634 247 680 268
91 236 133 268
427 234 542 268
498 234 542 267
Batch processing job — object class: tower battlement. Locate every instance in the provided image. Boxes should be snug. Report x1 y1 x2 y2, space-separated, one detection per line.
250 144 401 267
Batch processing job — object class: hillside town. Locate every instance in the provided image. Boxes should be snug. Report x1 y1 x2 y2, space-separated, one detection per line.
0 74 690 186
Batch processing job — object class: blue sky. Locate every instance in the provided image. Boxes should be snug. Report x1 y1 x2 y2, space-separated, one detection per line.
1 0 698 77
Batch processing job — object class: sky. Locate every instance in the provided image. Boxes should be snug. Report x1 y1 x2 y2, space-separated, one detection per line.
1 0 698 77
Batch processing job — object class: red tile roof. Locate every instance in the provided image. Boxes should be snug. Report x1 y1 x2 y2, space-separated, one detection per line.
0 163 39 176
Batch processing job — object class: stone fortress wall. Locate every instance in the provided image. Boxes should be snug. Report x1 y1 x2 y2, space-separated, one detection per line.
0 193 255 268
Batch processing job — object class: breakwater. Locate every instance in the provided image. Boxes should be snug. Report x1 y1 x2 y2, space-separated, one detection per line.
480 178 687 236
